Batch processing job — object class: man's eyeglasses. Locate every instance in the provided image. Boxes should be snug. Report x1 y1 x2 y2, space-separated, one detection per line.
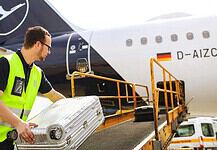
39 41 51 51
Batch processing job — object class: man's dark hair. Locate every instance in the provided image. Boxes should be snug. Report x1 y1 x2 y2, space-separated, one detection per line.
23 26 51 49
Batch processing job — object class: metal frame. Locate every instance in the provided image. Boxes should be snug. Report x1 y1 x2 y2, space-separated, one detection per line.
70 71 149 115
150 58 185 148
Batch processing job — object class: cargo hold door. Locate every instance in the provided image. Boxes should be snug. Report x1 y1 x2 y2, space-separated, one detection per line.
66 31 93 76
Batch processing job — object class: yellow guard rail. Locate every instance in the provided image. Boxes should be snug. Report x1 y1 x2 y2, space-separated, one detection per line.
70 71 150 129
150 58 185 149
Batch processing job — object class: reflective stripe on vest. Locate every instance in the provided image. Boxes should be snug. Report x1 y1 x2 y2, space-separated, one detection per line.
0 107 31 126
0 53 42 142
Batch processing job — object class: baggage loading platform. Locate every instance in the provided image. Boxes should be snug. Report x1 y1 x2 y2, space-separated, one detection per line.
79 115 166 150
70 58 187 150
19 58 186 150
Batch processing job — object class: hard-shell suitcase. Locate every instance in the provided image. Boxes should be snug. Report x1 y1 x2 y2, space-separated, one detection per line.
15 96 104 150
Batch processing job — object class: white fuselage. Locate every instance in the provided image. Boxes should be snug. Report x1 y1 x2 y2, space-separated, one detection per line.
80 15 217 116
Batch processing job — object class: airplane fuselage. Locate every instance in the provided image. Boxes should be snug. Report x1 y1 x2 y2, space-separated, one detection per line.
84 16 217 115
3 15 217 116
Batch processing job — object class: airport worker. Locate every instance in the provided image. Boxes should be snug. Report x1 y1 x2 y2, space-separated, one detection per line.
0 26 66 150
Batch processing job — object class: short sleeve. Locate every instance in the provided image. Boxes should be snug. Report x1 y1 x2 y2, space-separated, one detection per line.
38 70 53 94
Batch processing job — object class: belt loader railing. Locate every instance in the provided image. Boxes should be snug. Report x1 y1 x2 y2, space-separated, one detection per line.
149 58 186 149
70 71 149 129
69 58 186 149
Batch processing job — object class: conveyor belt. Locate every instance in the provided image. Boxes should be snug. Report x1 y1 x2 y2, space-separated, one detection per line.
78 115 166 150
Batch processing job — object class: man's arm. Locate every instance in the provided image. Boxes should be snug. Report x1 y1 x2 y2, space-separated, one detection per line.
39 70 65 102
42 89 65 102
0 90 37 143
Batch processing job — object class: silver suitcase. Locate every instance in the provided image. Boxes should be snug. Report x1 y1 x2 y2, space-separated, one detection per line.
15 96 104 150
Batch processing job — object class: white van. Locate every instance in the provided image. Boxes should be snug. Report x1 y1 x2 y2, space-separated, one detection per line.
168 117 217 149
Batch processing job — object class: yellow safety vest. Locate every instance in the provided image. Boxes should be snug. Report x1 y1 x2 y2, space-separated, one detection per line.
0 53 42 142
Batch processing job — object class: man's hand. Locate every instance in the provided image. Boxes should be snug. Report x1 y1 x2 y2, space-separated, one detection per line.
15 121 38 143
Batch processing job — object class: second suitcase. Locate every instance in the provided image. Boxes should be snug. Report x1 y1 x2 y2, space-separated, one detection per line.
134 106 155 122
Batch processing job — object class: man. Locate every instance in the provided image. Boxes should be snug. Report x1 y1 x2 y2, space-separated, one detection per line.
0 26 65 149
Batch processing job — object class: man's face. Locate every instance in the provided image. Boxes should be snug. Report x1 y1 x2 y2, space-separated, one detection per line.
38 35 51 61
